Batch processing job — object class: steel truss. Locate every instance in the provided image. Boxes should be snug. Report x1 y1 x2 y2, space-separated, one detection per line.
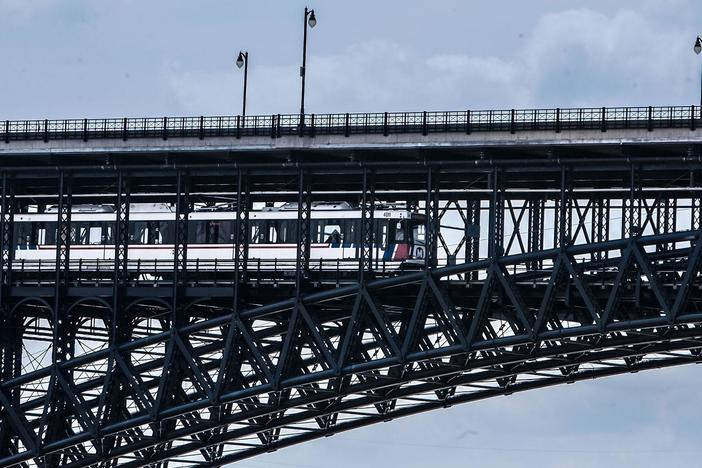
1 138 702 466
2 230 702 466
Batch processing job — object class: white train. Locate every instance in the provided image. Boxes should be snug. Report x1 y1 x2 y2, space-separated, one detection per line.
13 202 427 267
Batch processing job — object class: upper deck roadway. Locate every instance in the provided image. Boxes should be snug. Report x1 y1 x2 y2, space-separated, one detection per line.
0 105 699 158
1 105 702 468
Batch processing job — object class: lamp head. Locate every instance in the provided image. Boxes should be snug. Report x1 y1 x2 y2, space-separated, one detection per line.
694 36 702 55
236 51 245 69
308 10 317 28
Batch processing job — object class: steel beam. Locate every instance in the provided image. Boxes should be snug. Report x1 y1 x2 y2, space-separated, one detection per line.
359 167 375 281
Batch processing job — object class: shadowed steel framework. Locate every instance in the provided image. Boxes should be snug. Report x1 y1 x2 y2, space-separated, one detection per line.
0 105 701 467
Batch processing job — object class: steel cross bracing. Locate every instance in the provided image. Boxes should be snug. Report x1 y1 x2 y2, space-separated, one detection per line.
0 136 702 466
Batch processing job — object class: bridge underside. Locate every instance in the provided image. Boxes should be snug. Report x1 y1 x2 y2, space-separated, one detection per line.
2 233 702 467
0 127 701 466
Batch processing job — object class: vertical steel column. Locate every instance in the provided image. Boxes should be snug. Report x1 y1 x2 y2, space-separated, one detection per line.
98 172 131 454
173 172 189 326
425 168 439 268
692 170 701 232
556 166 572 248
464 198 481 280
113 172 130 321
591 198 609 261
110 171 131 345
296 169 312 287
0 173 18 428
214 170 251 404
657 198 676 251
43 172 73 463
488 168 504 258
236 171 250 283
0 173 14 295
53 172 73 361
622 165 640 238
527 198 544 269
359 167 375 282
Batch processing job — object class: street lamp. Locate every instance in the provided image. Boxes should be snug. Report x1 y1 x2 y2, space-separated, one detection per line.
695 36 702 109
300 7 317 123
236 51 249 117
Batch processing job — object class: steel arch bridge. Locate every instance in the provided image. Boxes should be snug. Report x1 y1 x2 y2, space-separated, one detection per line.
0 105 702 467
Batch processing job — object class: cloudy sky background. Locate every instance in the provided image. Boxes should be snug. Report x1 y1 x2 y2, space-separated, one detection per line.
2 1 702 467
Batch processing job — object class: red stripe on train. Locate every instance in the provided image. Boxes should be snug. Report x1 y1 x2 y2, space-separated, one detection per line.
393 244 409 261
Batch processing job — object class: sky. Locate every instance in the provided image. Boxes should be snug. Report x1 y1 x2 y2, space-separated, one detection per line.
0 0 701 119
2 1 702 467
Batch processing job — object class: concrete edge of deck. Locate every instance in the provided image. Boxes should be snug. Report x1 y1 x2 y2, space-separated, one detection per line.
0 127 700 156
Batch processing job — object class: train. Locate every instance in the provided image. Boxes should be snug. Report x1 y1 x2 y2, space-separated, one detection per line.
12 202 427 267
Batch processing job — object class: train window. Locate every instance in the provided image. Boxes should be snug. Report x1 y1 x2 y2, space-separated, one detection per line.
156 221 174 244
267 224 278 243
15 223 32 246
43 222 57 245
414 223 425 243
323 222 342 244
345 219 361 244
311 219 344 244
89 226 102 245
214 221 232 243
150 226 161 244
131 222 148 244
71 223 90 245
278 220 296 243
37 225 47 245
189 221 206 244
394 221 405 242
102 223 114 244
250 220 266 244
190 220 230 244
374 220 389 249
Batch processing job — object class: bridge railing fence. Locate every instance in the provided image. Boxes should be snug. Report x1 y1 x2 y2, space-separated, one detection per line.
9 257 406 286
2 105 700 143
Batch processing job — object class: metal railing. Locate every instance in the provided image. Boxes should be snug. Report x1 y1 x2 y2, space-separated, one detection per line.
2 105 700 143
9 257 407 286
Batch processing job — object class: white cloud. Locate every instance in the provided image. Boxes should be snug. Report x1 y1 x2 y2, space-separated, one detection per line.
164 5 700 115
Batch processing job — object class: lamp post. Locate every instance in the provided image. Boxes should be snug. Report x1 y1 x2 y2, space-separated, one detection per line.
299 7 317 125
236 51 249 117
695 36 702 109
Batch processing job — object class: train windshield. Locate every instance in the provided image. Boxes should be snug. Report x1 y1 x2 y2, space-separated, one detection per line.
410 218 425 245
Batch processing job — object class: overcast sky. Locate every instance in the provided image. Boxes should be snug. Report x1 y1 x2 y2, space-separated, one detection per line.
3 1 702 467
1 0 701 119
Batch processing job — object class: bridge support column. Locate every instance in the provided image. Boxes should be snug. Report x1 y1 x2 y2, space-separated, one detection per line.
42 172 74 465
173 171 189 325
296 169 312 286
425 168 439 269
692 169 702 232
591 198 610 261
464 198 480 280
359 167 375 282
0 173 19 459
657 198 677 252
556 166 572 248
236 170 250 285
527 198 544 269
488 167 504 258
622 165 641 239
97 172 133 457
